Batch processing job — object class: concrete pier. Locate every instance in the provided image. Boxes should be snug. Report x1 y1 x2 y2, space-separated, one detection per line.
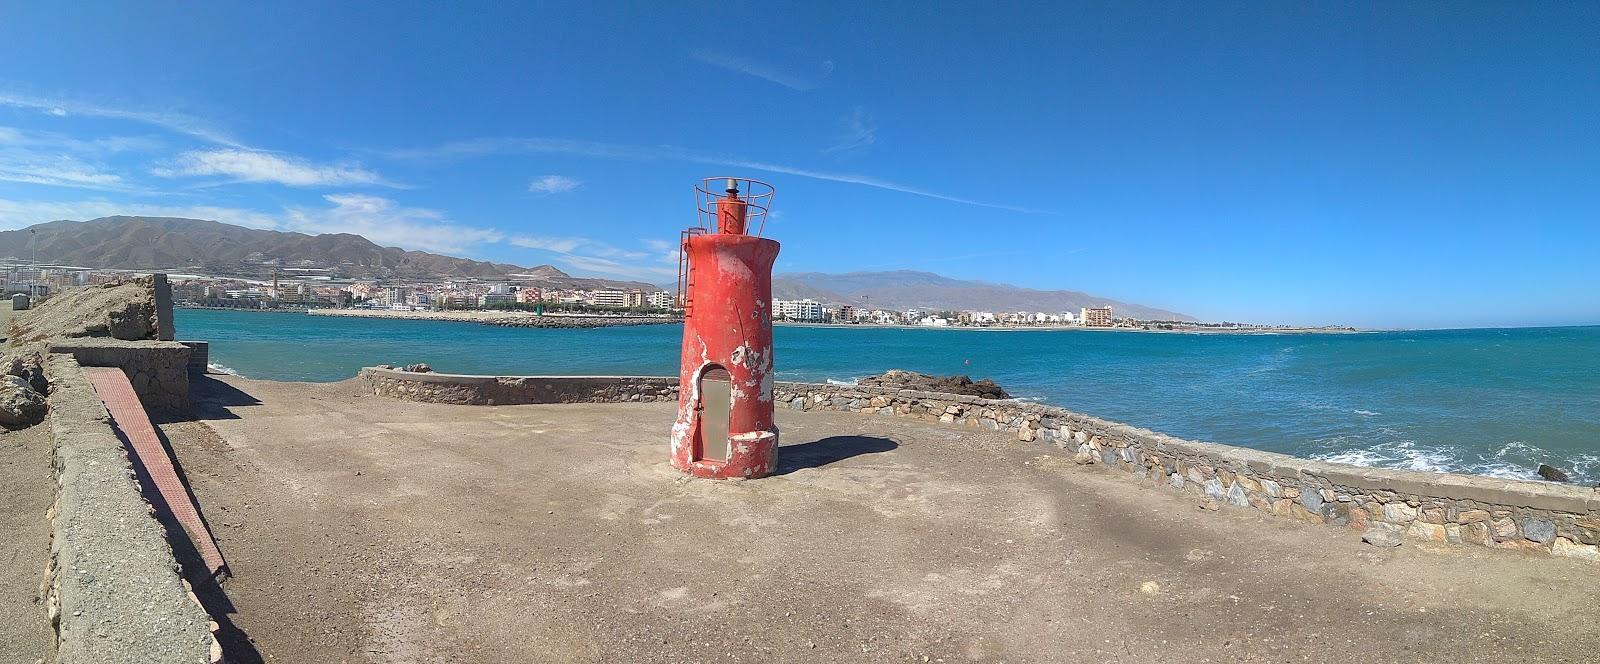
155 373 1600 663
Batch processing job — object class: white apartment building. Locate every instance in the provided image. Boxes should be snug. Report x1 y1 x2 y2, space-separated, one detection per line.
592 289 629 307
647 290 675 308
773 298 825 321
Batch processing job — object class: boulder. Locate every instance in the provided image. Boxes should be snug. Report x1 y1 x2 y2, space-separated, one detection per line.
1537 464 1569 482
0 375 46 429
402 363 434 373
1 348 48 394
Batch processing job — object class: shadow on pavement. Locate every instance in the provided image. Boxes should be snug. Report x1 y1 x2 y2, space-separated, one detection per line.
773 435 898 475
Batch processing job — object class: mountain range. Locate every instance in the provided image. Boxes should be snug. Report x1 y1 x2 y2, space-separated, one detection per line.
1 216 1191 319
0 216 658 291
773 271 1193 321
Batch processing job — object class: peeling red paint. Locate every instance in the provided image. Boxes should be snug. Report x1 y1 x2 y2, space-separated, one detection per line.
672 180 780 480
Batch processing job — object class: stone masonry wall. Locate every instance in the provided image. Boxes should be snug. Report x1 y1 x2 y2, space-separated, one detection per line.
359 368 1600 562
43 355 217 663
359 367 676 405
47 339 191 411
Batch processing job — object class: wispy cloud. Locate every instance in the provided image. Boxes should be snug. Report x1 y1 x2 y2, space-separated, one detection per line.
385 136 1040 213
0 156 125 191
508 235 586 253
555 253 677 281
153 149 392 188
822 106 878 154
690 49 828 91
511 233 676 281
0 126 168 193
689 154 1037 213
284 194 499 253
0 125 164 155
0 91 246 148
529 174 581 194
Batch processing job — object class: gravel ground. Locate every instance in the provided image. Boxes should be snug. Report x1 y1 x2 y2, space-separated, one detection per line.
0 423 55 664
168 374 1600 663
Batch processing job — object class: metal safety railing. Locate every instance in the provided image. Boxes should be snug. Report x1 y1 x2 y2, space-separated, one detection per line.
693 177 775 237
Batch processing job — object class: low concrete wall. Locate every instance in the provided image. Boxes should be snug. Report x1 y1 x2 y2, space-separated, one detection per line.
357 369 1600 562
47 339 191 411
359 367 677 405
43 355 217 663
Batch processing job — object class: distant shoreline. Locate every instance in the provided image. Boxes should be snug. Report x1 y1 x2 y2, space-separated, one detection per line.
176 306 1362 334
304 308 679 328
773 321 1364 334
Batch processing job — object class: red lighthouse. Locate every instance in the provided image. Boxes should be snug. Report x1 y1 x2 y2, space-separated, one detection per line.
671 177 780 479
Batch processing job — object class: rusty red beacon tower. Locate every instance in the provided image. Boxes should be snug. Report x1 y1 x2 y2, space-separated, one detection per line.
671 177 780 479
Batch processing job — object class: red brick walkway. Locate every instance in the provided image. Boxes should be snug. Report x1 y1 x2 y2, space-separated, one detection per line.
85 367 227 577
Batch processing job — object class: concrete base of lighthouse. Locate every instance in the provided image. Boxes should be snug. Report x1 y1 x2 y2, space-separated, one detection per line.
670 428 778 479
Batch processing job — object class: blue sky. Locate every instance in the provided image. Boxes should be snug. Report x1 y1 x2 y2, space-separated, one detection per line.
0 2 1595 328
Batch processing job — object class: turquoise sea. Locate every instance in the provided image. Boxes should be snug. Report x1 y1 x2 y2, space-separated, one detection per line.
177 309 1600 484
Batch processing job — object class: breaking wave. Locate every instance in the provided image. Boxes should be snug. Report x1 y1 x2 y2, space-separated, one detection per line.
207 362 242 377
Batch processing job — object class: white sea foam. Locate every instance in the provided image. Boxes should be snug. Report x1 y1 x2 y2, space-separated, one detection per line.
206 362 241 377
825 378 858 387
1351 409 1380 416
1312 437 1597 484
1311 439 1452 473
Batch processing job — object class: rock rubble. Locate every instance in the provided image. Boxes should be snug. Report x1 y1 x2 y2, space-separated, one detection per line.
856 369 1011 399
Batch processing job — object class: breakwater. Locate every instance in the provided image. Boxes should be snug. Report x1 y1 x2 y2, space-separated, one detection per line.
359 366 1600 562
481 315 678 329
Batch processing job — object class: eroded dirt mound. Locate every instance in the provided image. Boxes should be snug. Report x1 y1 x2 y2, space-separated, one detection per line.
6 279 158 343
858 369 1011 399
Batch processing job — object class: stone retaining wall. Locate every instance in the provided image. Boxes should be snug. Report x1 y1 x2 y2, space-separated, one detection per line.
43 355 217 662
47 339 191 411
359 367 677 405
359 369 1600 562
